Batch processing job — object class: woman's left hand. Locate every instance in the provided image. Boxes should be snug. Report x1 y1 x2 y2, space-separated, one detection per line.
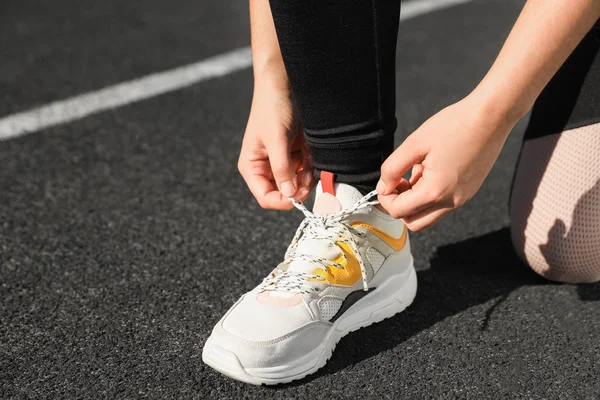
376 94 518 231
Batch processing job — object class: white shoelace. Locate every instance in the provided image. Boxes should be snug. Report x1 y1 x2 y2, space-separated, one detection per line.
259 190 379 294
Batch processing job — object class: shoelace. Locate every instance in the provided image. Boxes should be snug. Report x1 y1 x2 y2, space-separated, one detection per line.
259 190 379 294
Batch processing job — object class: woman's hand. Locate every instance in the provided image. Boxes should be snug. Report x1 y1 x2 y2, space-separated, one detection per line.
375 0 600 231
376 95 518 231
238 80 315 210
238 0 315 210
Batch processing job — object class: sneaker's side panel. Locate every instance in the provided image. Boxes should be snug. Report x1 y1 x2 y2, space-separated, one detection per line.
334 259 416 333
370 234 413 286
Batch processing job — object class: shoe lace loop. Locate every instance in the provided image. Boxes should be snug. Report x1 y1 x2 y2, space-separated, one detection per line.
260 190 379 294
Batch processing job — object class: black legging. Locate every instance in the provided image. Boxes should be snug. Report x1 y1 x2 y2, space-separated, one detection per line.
270 0 600 193
525 19 600 139
269 0 401 193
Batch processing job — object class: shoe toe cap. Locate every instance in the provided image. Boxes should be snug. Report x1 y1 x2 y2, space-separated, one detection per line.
221 291 314 342
205 320 331 370
204 294 331 369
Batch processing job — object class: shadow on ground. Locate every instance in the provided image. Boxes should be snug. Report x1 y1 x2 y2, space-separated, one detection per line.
577 280 600 301
279 227 555 387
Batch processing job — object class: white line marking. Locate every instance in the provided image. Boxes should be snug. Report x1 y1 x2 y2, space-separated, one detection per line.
401 0 473 19
0 48 253 140
0 0 474 140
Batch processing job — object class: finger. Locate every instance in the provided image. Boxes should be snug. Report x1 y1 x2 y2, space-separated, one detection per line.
291 150 304 173
300 137 313 170
401 206 451 232
245 173 294 210
291 137 313 173
394 178 412 194
410 164 424 186
377 178 437 219
265 136 297 197
378 135 428 195
288 169 314 202
297 169 315 190
294 142 316 201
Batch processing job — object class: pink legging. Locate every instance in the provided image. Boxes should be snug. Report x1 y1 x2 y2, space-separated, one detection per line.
511 122 600 283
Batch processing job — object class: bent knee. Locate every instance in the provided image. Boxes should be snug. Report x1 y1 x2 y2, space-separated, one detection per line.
509 125 600 284
511 222 600 284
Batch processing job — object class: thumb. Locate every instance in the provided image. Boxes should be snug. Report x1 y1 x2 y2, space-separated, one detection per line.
265 134 297 197
378 135 428 195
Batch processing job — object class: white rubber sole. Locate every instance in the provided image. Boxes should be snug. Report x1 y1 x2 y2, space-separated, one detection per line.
202 259 417 385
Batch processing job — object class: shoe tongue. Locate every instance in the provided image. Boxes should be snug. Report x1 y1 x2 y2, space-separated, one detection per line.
313 181 364 215
286 238 341 274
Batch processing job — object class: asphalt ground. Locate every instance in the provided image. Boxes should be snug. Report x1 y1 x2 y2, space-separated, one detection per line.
1 0 599 398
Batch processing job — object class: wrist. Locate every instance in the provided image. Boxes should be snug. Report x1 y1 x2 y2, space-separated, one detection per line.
468 78 533 128
253 55 289 90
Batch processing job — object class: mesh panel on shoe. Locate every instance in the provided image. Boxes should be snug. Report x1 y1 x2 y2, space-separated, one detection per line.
366 247 385 273
511 122 600 283
317 297 344 320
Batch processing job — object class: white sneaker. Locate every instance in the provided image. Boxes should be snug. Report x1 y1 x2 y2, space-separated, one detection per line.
202 172 417 385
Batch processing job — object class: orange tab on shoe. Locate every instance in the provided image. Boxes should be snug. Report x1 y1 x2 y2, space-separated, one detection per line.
320 171 335 196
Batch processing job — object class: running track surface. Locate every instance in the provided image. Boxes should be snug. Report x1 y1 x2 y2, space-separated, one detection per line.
1 0 599 398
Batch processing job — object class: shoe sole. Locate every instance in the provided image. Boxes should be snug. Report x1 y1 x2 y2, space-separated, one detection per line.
202 259 417 385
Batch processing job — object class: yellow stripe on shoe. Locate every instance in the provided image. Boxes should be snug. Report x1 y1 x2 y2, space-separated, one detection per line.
312 242 362 286
310 224 407 286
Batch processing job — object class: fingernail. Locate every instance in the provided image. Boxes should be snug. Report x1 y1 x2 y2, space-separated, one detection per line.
376 180 386 195
281 181 296 197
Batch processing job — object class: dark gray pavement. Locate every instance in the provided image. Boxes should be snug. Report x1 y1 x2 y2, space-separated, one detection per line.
0 0 249 116
1 0 599 398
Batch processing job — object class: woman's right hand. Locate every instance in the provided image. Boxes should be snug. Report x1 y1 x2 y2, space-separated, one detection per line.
377 94 516 231
238 80 315 210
